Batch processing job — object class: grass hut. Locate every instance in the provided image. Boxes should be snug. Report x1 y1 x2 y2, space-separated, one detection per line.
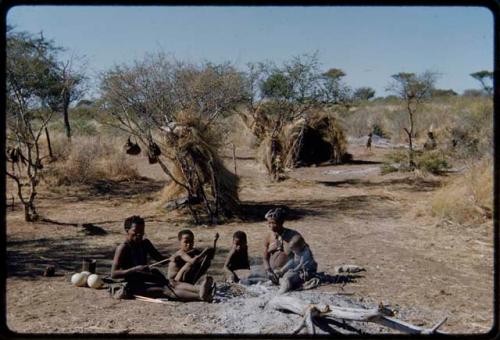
282 111 349 168
159 113 239 222
257 111 349 179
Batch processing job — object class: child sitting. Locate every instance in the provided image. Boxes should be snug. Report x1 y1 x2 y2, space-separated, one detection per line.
274 234 317 294
167 229 216 285
111 216 214 301
223 231 251 283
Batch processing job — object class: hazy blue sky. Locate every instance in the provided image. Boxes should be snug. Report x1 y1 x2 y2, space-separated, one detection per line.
7 6 494 97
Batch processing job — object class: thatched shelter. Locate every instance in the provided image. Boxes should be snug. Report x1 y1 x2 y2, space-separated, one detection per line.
257 111 349 179
158 112 239 222
282 112 348 167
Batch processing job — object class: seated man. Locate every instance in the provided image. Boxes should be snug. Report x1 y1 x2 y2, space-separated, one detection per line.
111 216 214 301
167 229 216 284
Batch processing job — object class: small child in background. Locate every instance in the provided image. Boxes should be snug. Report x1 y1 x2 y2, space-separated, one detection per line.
223 231 251 283
366 132 373 151
275 234 317 294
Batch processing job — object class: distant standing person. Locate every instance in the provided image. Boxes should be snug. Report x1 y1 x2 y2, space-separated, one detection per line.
366 132 373 151
424 131 437 150
262 207 303 284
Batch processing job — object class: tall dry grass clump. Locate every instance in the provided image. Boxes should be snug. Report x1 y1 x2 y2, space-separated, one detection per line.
43 135 140 186
431 157 493 224
158 111 240 218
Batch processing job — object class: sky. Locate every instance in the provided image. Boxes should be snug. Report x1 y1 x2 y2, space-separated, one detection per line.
7 6 494 97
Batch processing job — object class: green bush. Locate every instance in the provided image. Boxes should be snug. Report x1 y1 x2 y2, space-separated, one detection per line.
385 149 408 163
416 150 450 174
380 149 408 174
372 124 388 138
381 149 450 175
72 119 99 136
380 163 399 175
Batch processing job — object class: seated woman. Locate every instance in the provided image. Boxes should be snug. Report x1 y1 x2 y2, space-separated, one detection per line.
111 215 214 302
262 207 303 284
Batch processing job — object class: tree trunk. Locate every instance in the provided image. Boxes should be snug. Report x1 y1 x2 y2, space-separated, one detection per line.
23 202 38 222
63 91 71 139
406 102 416 169
24 203 31 222
45 127 53 160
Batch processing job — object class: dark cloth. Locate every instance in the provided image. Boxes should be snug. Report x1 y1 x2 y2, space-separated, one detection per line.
227 250 250 272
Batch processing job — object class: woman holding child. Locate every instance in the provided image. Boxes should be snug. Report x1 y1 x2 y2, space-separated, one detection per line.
263 207 318 293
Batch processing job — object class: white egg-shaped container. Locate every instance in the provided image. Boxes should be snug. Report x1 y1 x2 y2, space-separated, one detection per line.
71 273 87 287
87 274 103 289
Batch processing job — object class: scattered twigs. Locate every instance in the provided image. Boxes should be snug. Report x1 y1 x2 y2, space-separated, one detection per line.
268 296 448 335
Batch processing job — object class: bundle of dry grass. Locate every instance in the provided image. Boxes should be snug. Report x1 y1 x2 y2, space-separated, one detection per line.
431 157 492 224
159 112 240 221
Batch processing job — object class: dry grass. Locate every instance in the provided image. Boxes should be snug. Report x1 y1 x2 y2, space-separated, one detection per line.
344 96 493 155
42 135 140 186
431 157 493 224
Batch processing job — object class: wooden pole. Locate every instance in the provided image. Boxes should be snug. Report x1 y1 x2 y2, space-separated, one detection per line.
232 143 237 175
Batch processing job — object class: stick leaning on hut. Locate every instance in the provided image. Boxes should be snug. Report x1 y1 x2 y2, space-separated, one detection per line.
268 295 448 335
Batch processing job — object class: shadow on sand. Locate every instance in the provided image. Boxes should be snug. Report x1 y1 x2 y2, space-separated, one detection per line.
318 176 441 192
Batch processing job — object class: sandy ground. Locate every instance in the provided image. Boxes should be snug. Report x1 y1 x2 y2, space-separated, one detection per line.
5 143 494 335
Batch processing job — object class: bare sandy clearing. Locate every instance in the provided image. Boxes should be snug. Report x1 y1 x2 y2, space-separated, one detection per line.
6 144 494 334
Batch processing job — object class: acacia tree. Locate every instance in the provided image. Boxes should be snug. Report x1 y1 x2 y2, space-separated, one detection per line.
46 55 87 139
470 70 493 96
386 71 437 168
6 28 60 221
353 87 376 102
320 68 353 106
99 53 247 223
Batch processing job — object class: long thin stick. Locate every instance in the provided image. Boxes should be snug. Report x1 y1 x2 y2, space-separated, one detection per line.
232 143 237 175
149 257 171 268
133 295 170 304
